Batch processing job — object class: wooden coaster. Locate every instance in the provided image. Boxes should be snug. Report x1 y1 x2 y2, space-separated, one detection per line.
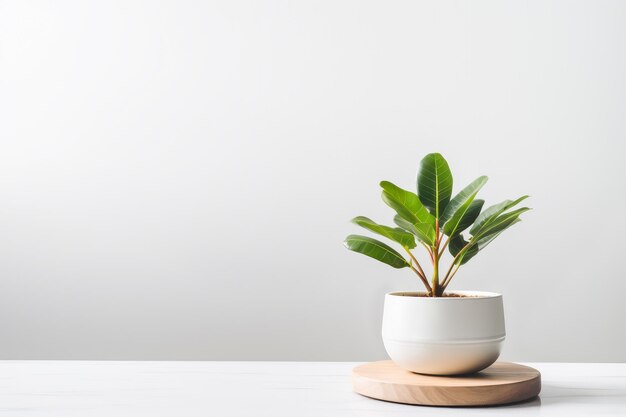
353 360 541 407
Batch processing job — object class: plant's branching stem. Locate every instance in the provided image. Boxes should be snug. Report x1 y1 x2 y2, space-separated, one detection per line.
405 250 432 294
441 240 473 285
432 251 440 296
441 263 461 291
410 264 432 294
441 253 462 286
420 242 434 263
438 236 450 258
404 248 429 284
431 220 441 297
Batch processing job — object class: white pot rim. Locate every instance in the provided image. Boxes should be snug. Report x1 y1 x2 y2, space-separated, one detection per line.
387 290 501 299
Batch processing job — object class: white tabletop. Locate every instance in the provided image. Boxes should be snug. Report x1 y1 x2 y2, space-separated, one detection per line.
0 361 624 416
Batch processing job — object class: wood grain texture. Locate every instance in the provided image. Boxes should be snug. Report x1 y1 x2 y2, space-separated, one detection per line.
353 360 541 407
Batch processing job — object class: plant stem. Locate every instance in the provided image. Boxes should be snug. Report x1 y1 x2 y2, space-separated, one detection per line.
432 250 439 296
441 240 474 288
441 262 461 290
405 249 427 280
438 236 450 258
410 264 432 294
431 219 440 297
420 242 434 263
404 249 432 294
441 256 458 287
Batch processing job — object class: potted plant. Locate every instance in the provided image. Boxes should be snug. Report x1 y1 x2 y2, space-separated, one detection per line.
344 153 530 375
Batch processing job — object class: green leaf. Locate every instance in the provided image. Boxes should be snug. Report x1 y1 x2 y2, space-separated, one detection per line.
344 234 409 269
473 207 530 240
449 234 478 265
470 195 529 235
416 153 453 219
380 181 434 225
449 204 529 266
474 221 520 251
352 216 416 249
393 215 437 246
450 221 516 265
454 199 484 235
452 218 523 265
441 176 488 235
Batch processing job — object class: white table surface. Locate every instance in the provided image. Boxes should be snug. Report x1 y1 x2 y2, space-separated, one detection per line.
0 361 624 416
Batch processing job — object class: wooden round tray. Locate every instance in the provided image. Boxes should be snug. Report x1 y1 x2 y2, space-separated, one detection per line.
353 360 541 407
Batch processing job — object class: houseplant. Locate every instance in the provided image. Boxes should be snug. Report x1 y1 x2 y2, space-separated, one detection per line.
344 153 530 375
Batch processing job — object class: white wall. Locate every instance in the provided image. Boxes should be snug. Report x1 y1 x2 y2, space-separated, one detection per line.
1 0 625 361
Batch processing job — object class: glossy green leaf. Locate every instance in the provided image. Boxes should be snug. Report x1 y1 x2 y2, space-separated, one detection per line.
441 176 488 235
470 195 529 235
473 207 530 240
352 216 416 249
454 199 484 235
343 234 409 269
393 215 437 246
474 221 520 251
449 234 478 265
416 153 453 218
451 205 527 266
380 181 434 225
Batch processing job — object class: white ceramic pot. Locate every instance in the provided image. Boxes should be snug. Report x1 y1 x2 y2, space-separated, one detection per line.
382 290 505 375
